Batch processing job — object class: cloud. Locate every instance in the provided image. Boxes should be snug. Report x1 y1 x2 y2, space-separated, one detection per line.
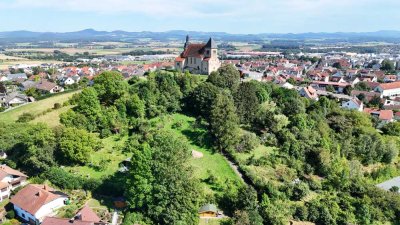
0 0 372 16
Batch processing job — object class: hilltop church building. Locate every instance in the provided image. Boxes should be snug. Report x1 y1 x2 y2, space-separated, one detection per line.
175 36 221 75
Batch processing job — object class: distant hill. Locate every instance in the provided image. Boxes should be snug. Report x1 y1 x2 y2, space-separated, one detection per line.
1 29 400 43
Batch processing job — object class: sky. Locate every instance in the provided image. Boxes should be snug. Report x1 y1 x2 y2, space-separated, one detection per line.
0 0 398 34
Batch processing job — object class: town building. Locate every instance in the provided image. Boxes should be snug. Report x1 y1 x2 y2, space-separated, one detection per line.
175 35 221 75
375 81 400 97
0 165 27 202
10 184 68 224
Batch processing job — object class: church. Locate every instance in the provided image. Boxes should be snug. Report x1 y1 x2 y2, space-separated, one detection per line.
175 36 221 75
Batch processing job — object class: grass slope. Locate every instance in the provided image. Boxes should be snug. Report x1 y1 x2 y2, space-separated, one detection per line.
0 90 80 126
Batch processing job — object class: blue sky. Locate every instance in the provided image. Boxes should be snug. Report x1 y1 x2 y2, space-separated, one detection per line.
0 0 399 33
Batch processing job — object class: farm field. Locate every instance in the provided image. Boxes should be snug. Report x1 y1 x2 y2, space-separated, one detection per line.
0 90 80 125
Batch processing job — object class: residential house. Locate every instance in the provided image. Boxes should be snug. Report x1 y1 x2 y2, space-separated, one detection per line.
10 184 68 224
6 73 27 82
341 98 364 111
311 81 350 93
42 205 105 225
384 75 398 83
364 108 394 125
0 92 30 108
0 165 28 202
35 80 64 94
350 90 381 103
375 81 400 97
299 86 319 100
175 35 221 75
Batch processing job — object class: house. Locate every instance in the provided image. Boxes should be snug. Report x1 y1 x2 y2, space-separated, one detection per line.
0 165 28 202
311 81 350 93
364 108 394 124
198 204 218 217
375 81 400 97
10 184 68 224
6 73 27 82
35 80 64 94
341 98 364 111
0 92 30 108
42 205 105 225
175 35 221 75
299 86 318 100
350 90 381 103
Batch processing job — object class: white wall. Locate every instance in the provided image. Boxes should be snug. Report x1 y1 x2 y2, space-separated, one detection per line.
34 197 67 222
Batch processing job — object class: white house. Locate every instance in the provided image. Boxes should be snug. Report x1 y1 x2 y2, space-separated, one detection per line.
10 184 68 224
375 81 400 97
341 98 364 111
299 86 319 100
0 165 28 202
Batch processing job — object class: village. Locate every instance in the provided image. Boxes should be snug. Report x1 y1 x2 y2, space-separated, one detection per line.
2 36 400 225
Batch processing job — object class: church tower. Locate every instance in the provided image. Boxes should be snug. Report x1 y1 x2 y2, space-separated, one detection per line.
184 35 190 50
204 37 217 58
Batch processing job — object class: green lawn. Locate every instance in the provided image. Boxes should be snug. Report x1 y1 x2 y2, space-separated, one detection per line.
157 114 243 193
0 90 80 126
63 135 128 179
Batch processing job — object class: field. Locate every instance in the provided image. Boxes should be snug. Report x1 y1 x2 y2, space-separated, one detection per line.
0 90 80 126
155 114 243 193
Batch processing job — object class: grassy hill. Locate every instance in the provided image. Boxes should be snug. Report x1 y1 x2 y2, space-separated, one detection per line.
0 90 80 127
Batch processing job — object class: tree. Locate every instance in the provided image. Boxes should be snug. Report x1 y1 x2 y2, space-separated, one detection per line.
332 62 342 69
234 81 262 124
58 127 102 165
0 82 6 93
93 71 128 105
207 64 241 92
326 85 335 93
209 92 240 151
125 131 200 225
382 122 400 136
381 59 395 72
185 82 221 120
354 82 371 91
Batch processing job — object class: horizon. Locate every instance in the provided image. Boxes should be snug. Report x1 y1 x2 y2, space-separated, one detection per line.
0 0 399 34
2 28 400 35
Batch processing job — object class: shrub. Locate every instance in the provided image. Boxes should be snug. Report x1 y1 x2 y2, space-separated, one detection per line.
16 112 35 123
6 210 15 219
235 131 260 153
53 103 62 109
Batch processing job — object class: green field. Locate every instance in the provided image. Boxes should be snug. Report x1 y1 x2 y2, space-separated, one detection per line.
0 90 80 126
63 135 128 179
156 114 243 193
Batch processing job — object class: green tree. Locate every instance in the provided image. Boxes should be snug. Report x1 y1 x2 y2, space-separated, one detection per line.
185 82 221 120
125 131 200 225
58 127 102 165
209 92 240 151
234 81 262 124
207 64 241 92
93 71 129 105
381 59 395 72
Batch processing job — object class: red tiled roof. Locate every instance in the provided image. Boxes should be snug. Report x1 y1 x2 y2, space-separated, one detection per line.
77 205 101 222
10 184 66 215
181 44 206 58
378 81 400 90
0 164 27 180
175 57 185 62
379 110 394 121
42 217 93 225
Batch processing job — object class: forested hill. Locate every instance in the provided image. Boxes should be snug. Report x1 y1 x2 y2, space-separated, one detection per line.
2 29 400 43
2 66 400 224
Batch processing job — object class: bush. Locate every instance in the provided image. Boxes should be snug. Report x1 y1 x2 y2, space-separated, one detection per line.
53 103 62 109
235 131 260 153
17 112 35 123
6 210 15 219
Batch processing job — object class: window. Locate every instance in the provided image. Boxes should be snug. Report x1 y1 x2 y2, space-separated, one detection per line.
1 187 7 192
21 213 25 218
207 50 210 55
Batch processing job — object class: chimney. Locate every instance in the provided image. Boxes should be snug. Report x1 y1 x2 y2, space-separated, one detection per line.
43 184 49 191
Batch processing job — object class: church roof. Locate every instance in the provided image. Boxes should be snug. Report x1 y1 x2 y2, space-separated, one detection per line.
181 44 206 58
